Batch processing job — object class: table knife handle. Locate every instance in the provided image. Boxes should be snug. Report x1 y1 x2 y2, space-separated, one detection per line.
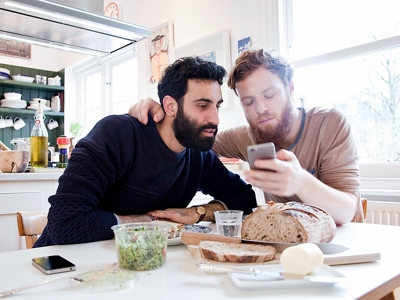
181 232 241 245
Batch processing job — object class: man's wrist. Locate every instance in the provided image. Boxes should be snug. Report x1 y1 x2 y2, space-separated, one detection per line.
117 214 154 223
192 206 206 223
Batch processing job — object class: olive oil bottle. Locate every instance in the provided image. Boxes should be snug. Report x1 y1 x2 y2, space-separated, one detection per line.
30 108 48 168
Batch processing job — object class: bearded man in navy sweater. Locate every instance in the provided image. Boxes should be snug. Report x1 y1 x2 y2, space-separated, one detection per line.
34 56 256 247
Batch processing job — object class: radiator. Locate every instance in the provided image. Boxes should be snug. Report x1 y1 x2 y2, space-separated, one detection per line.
365 201 400 226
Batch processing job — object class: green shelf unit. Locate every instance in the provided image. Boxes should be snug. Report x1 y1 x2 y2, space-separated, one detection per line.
0 64 65 149
0 79 64 91
0 107 64 117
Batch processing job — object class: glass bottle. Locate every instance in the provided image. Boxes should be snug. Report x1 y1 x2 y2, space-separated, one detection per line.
30 107 48 168
51 92 60 112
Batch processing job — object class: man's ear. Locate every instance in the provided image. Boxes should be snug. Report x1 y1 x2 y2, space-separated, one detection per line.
162 96 178 117
288 82 294 95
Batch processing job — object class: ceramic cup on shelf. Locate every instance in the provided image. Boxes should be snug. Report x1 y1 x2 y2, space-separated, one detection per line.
13 117 26 130
47 119 59 130
47 78 55 85
0 116 5 129
5 116 13 127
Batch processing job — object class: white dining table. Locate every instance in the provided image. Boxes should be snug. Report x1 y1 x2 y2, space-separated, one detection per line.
0 222 399 300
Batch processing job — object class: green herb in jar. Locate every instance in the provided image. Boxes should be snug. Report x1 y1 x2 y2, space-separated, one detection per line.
116 227 167 271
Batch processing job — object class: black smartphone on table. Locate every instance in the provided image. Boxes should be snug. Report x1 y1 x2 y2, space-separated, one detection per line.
32 255 76 275
247 142 276 169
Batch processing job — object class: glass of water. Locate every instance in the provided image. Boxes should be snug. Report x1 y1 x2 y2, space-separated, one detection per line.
214 210 243 237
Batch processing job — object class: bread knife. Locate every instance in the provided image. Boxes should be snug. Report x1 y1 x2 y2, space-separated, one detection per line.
181 232 349 255
197 263 344 283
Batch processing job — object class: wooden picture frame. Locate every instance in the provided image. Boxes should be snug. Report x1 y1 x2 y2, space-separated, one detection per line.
0 38 31 59
174 29 232 109
148 20 174 88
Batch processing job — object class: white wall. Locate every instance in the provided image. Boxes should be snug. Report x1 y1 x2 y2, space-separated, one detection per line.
5 0 280 130
111 0 280 130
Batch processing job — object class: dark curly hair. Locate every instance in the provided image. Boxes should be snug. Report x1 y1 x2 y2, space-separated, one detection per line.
157 56 227 108
227 49 294 96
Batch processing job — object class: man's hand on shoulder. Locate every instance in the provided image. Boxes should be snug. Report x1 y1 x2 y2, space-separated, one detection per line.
128 98 165 124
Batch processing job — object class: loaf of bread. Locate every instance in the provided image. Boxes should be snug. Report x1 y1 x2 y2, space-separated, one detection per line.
241 202 336 243
198 241 276 263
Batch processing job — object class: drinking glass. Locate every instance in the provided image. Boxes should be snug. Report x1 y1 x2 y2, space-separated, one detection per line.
214 210 243 237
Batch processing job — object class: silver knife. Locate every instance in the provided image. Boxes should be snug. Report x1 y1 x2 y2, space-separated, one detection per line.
197 263 344 283
181 232 348 255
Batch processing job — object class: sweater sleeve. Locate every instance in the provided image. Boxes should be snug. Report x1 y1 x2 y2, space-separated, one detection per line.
34 115 135 247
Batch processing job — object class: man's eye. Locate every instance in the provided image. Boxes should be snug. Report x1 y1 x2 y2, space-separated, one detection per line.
199 103 208 109
264 93 274 99
241 99 254 106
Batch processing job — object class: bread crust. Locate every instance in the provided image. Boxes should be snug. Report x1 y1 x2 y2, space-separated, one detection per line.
199 241 276 263
241 202 336 243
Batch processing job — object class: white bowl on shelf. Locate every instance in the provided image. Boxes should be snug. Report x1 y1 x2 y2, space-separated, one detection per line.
3 92 22 100
11 75 35 83
0 68 10 75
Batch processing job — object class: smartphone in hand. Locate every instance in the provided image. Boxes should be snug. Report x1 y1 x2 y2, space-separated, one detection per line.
32 255 76 275
247 142 276 169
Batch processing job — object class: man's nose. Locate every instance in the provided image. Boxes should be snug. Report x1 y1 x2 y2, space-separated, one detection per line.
255 96 268 114
209 106 220 125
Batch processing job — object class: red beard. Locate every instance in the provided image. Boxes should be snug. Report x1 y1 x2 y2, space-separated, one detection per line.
248 99 295 150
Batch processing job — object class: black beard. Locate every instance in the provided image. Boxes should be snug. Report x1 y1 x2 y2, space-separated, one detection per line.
173 108 218 151
248 98 295 150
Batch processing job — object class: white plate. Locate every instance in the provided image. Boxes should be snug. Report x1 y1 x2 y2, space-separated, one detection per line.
27 105 51 111
167 224 212 246
70 268 139 292
228 264 345 290
1 99 26 105
0 105 26 109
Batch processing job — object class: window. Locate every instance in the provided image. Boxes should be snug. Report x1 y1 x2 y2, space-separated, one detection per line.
68 46 138 135
285 0 400 164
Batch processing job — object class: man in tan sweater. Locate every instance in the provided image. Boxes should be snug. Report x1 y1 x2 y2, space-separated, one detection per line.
129 50 362 225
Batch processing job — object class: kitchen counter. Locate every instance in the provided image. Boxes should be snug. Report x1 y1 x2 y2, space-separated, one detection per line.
0 171 62 252
0 171 63 181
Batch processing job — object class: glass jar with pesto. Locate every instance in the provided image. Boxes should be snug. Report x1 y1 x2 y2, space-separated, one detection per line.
111 222 169 271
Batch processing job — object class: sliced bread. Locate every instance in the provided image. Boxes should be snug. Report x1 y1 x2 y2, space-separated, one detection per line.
198 241 276 263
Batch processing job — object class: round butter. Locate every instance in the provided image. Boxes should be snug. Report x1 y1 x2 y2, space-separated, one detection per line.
280 243 323 275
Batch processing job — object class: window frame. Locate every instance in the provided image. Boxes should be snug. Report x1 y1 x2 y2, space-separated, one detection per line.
65 45 137 136
282 0 400 192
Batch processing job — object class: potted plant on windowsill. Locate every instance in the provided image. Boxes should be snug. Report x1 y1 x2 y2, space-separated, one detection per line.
69 122 83 154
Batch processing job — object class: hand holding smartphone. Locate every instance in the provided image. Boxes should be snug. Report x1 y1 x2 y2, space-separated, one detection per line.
247 142 276 169
32 255 76 275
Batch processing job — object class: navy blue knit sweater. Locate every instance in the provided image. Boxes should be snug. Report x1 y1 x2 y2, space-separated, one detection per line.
34 114 256 247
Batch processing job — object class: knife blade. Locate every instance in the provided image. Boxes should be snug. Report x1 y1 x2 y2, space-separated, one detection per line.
181 231 348 255
197 263 344 283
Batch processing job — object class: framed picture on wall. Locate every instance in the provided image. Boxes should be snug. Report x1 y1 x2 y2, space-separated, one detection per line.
0 38 31 59
148 20 174 88
238 37 251 55
174 29 232 109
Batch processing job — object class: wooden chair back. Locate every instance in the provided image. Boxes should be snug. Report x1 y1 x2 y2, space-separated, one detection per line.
361 198 368 220
16 211 48 249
